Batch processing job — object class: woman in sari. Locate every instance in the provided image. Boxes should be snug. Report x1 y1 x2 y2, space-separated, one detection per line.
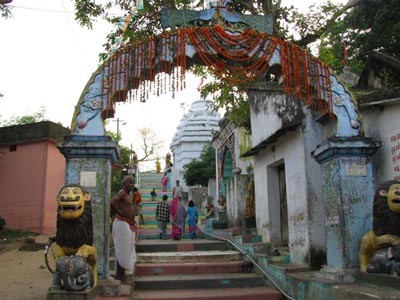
187 200 198 239
170 197 186 240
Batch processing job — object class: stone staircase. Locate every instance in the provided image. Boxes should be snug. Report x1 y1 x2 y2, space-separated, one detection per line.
138 172 171 202
133 238 281 300
98 171 281 300
137 171 205 239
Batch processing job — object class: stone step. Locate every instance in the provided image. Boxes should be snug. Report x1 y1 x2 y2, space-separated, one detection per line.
134 273 266 290
138 218 205 226
137 239 230 252
137 250 242 263
139 178 164 183
133 287 281 300
96 282 131 300
254 245 291 264
141 191 173 195
133 228 281 300
233 234 262 244
331 283 400 300
136 260 253 276
141 195 173 200
211 228 257 239
140 212 205 219
138 229 205 240
139 224 196 230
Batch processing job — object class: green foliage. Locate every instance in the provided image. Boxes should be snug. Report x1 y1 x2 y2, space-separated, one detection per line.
319 0 400 74
73 0 366 130
0 228 36 239
183 143 215 186
74 0 104 29
106 130 133 195
195 72 250 131
0 107 47 127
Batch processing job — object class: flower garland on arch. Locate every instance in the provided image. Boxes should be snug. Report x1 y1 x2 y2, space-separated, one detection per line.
101 25 333 119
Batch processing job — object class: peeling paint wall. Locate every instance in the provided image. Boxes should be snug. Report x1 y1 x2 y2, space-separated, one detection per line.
226 174 250 229
250 92 304 146
65 157 112 278
250 90 326 266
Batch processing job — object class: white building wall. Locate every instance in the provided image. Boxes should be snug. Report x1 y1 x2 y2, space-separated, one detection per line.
250 90 326 266
360 103 400 184
254 130 311 265
302 108 326 260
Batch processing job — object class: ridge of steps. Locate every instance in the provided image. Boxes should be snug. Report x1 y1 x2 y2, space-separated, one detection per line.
133 238 281 300
134 272 267 290
137 239 229 252
137 250 242 263
133 287 280 300
136 260 253 275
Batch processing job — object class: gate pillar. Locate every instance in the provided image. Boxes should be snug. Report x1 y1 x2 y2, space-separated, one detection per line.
57 135 119 280
312 136 380 282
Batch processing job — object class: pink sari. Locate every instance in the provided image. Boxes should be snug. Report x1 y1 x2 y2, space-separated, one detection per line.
161 175 168 192
170 197 186 240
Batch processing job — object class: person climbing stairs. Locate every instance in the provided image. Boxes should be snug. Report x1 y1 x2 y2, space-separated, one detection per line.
101 171 281 300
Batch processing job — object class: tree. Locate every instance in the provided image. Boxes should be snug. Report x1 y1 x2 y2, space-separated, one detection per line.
107 127 163 194
135 127 163 163
0 0 12 18
319 0 400 74
0 107 48 127
183 143 215 186
72 0 362 129
106 130 133 195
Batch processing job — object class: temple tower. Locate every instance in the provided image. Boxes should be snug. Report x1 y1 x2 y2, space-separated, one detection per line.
170 98 221 190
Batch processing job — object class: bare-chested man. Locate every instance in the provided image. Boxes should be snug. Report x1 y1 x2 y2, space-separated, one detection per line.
110 175 136 284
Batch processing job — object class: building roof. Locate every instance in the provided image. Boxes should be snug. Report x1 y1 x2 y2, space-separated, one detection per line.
356 52 400 107
0 121 70 146
357 51 400 90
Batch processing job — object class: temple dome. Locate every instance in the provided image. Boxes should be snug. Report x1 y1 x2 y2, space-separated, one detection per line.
170 98 221 189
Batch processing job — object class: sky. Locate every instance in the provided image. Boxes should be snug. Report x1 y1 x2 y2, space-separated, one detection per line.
0 0 345 170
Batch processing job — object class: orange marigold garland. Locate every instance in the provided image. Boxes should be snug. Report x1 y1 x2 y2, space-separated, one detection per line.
100 26 334 119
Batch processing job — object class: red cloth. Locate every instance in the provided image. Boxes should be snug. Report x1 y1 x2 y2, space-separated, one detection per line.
162 176 168 187
134 192 142 204
115 214 137 231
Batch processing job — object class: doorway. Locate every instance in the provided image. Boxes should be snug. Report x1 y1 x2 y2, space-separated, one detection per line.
267 161 288 244
278 164 288 244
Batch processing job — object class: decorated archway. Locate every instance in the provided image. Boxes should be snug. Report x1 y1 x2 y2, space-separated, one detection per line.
59 1 376 280
70 1 361 139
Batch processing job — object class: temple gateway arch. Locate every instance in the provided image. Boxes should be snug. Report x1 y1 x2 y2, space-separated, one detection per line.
70 5 361 139
57 2 377 281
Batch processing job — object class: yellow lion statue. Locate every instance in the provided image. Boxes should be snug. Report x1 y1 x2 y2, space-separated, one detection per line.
359 180 400 272
51 184 97 290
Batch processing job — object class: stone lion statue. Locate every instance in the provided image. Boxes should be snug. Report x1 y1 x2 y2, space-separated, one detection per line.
53 256 94 291
359 180 400 272
50 184 97 290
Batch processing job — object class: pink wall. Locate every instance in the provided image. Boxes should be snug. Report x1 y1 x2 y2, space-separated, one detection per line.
0 141 65 234
42 143 66 234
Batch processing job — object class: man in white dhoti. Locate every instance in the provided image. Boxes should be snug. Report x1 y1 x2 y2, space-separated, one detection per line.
110 175 137 284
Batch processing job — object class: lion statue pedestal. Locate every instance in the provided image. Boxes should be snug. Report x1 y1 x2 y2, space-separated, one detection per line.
47 184 98 299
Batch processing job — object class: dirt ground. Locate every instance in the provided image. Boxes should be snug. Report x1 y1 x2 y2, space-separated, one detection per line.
0 234 53 300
